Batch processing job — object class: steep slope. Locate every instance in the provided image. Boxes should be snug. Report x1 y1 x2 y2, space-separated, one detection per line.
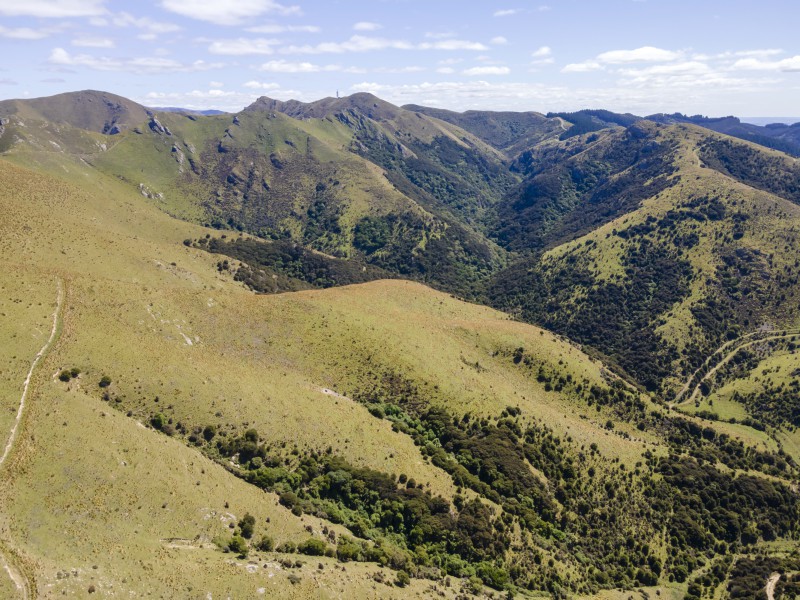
1 94 505 296
491 123 800 403
250 93 519 229
493 121 678 251
402 104 565 158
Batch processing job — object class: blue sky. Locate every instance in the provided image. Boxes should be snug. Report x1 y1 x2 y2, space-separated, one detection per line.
1 0 799 116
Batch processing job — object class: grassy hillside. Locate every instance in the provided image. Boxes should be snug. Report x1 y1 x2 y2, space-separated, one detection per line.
0 153 797 598
1 91 800 597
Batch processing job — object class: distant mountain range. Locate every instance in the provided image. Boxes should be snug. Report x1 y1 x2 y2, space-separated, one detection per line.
742 116 800 126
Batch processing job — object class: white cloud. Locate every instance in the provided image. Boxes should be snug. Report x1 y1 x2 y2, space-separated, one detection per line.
374 65 425 73
0 0 105 18
243 80 281 90
72 37 114 48
279 35 487 55
353 21 382 31
562 61 602 73
246 24 320 33
596 46 681 64
281 36 413 54
259 59 342 73
209 81 224 88
694 49 784 61
734 49 783 58
420 39 488 51
617 61 726 87
531 46 553 65
347 77 778 116
532 46 551 58
208 38 278 55
159 0 300 26
49 47 224 73
493 9 518 17
491 36 508 45
425 31 455 40
0 25 56 40
436 67 455 74
108 12 181 35
563 46 682 73
463 66 510 76
732 55 800 72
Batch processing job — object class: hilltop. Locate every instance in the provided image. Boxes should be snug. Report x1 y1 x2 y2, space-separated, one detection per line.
0 90 150 135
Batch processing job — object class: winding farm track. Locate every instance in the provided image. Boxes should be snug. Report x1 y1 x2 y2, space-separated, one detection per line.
0 277 65 599
673 328 800 407
0 278 64 467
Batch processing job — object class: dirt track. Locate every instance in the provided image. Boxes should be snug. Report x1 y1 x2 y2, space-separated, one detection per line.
0 277 64 599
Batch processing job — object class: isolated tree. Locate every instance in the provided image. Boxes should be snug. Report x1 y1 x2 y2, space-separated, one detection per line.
239 513 256 539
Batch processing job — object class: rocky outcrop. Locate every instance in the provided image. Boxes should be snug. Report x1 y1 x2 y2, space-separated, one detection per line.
171 144 185 173
148 116 172 136
138 183 164 200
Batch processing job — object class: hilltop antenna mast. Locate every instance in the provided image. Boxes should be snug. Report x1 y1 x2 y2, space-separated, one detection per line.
336 89 339 98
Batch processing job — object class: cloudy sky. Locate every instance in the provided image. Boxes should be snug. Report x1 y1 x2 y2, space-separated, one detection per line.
0 0 798 116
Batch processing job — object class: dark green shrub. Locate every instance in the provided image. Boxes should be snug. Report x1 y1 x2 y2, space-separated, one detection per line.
395 570 410 587
228 535 248 557
298 538 327 556
257 535 274 552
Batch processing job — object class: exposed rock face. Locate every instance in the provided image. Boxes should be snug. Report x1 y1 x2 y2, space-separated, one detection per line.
171 144 185 173
148 116 172 136
0 117 7 139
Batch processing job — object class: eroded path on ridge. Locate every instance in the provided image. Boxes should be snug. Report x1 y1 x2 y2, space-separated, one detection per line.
0 277 65 599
